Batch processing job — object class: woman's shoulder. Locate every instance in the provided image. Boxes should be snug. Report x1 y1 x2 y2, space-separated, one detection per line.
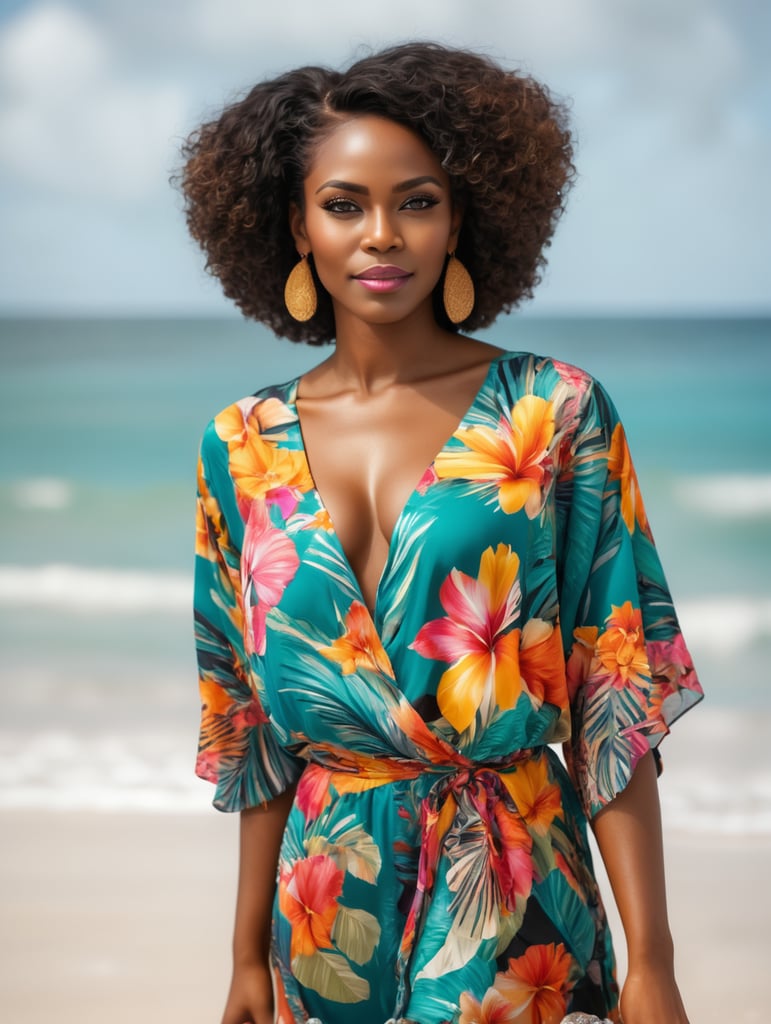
489 349 623 444
493 347 602 396
201 377 300 446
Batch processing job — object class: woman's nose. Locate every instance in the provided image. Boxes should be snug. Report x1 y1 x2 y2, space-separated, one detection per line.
361 208 403 252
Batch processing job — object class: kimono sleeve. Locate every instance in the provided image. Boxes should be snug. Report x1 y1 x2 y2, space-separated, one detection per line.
194 420 305 812
556 379 703 819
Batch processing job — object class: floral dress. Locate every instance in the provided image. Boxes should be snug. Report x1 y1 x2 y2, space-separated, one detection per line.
194 350 702 1024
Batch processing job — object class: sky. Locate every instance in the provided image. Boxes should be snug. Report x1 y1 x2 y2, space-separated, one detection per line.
0 0 769 316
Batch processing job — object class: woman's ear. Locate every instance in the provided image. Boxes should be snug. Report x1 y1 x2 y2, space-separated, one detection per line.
448 202 464 251
289 202 308 250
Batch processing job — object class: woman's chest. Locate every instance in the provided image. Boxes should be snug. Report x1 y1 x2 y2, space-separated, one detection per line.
295 383 493 610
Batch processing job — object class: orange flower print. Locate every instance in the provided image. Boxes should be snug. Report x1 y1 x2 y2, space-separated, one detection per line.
607 421 649 536
519 618 567 709
496 942 573 1024
411 545 523 733
214 396 295 446
502 757 563 836
459 987 523 1024
278 855 344 960
196 460 227 560
596 601 650 690
320 601 395 677
229 431 312 517
459 943 572 1024
196 678 268 781
213 400 252 446
435 394 555 518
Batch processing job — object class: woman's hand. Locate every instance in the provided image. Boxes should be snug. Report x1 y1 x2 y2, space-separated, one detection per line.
220 960 274 1024
620 961 689 1023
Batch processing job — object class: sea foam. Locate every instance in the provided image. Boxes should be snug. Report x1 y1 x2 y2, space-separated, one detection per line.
2 566 771 658
0 563 191 613
676 474 771 518
677 596 771 654
10 477 75 510
1 718 768 833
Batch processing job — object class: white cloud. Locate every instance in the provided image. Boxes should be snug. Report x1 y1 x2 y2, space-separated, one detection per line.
0 0 768 312
0 2 187 201
0 1 106 94
185 0 471 58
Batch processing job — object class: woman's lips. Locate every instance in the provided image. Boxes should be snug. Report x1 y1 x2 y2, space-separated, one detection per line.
353 265 412 293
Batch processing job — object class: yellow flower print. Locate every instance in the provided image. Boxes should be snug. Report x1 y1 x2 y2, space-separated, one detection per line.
607 421 649 536
411 544 523 733
435 395 555 517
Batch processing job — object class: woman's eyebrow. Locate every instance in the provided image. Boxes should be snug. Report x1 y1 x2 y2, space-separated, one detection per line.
315 179 367 194
315 175 443 195
393 175 443 192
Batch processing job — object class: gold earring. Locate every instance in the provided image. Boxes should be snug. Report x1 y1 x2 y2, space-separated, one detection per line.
284 253 317 321
443 252 474 324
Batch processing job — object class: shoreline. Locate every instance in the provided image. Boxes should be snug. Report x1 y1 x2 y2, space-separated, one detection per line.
3 706 770 835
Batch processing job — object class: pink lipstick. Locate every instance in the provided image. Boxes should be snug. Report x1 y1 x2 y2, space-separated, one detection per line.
353 265 413 293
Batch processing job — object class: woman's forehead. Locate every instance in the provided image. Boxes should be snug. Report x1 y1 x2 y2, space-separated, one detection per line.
304 114 447 186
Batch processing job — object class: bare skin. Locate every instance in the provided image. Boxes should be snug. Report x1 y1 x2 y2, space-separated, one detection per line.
296 352 501 611
222 787 296 1024
593 751 690 1024
220 114 690 1024
290 114 504 610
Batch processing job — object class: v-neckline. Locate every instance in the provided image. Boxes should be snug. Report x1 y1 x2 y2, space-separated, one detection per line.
287 353 504 620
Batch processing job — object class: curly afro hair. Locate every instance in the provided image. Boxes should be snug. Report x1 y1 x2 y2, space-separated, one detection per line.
179 42 575 345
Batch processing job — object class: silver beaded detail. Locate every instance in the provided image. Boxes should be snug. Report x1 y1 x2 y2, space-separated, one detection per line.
306 1018 416 1024
560 1016 614 1024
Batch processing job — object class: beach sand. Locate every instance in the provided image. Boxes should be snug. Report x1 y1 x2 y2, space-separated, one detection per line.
0 804 767 1023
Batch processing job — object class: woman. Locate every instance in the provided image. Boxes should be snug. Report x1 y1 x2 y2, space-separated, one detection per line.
181 43 702 1024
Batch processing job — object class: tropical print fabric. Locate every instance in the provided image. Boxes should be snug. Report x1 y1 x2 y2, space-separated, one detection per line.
194 351 702 1024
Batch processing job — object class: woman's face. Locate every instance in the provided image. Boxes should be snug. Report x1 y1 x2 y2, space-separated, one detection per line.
291 115 461 329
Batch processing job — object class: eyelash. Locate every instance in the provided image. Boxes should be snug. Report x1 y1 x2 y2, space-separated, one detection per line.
403 194 440 211
321 194 440 214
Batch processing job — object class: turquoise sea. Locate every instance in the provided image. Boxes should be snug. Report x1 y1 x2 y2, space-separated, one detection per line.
1 315 770 821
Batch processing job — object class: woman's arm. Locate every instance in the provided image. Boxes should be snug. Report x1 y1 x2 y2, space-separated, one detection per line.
221 785 296 1024
592 750 689 1024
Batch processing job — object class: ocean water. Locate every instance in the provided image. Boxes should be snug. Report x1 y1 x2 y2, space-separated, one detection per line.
1 315 770 825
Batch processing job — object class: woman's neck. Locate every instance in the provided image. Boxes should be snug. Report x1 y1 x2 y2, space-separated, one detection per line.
322 303 461 395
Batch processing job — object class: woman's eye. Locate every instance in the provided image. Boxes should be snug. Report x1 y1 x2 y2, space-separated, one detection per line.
323 197 360 214
402 194 439 211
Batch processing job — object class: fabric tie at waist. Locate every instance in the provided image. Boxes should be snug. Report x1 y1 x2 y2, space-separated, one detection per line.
304 746 549 1020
